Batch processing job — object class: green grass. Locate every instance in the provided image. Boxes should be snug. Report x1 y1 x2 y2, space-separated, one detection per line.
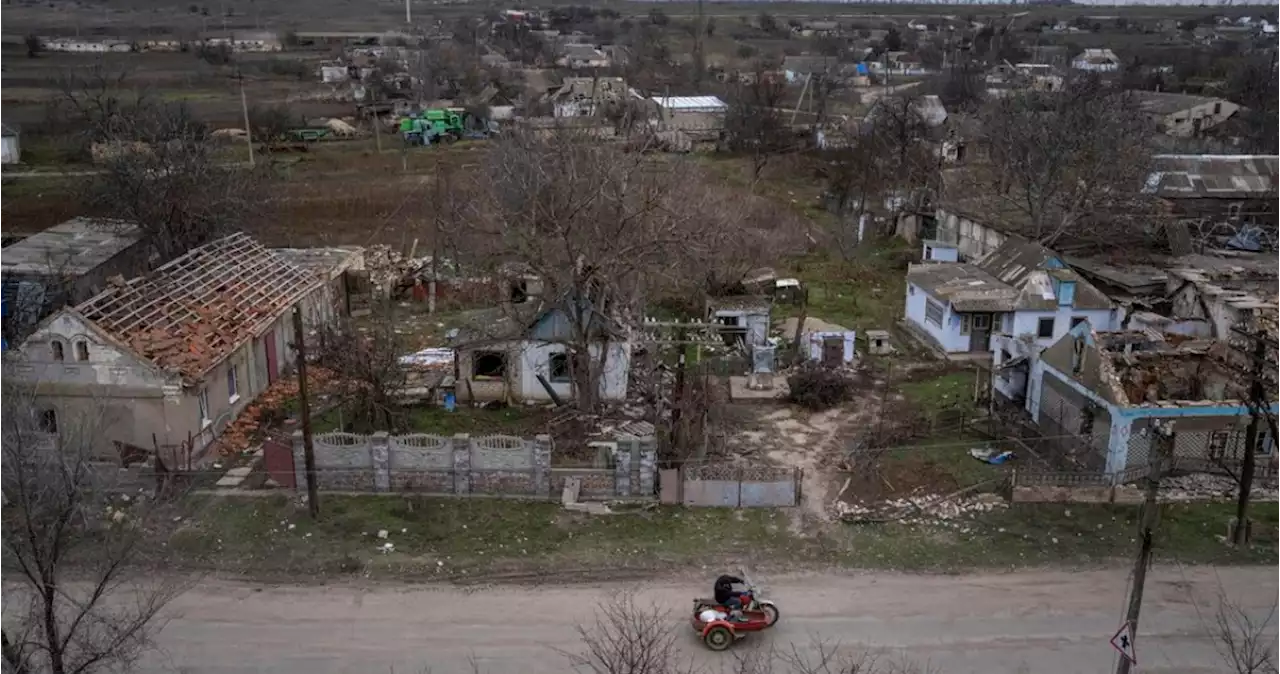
899 371 980 414
781 240 915 333
164 495 1278 580
167 494 803 578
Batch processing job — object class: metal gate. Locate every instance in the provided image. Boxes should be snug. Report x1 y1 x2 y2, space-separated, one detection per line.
682 464 799 507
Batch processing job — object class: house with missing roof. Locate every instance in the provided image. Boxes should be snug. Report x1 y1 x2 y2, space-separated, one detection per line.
449 299 631 404
5 233 330 464
1026 320 1276 476
904 237 1120 374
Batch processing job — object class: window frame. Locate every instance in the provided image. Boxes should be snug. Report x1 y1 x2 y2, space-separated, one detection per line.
959 314 971 336
924 298 944 328
74 340 89 361
198 388 212 429
51 340 65 361
472 350 508 379
1037 317 1056 339
38 409 58 433
548 352 571 383
972 313 991 330
1070 316 1087 330
227 364 240 404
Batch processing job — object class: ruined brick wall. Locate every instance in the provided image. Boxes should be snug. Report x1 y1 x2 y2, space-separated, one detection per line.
551 468 616 498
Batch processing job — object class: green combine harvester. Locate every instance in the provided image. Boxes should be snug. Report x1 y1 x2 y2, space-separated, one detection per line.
399 108 495 146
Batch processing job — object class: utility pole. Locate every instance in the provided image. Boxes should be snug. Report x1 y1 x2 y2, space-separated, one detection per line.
1116 421 1175 674
239 71 255 167
405 0 411 25
292 306 320 519
1232 326 1274 545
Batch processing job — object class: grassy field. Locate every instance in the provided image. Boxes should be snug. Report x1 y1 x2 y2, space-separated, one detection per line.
164 494 1279 581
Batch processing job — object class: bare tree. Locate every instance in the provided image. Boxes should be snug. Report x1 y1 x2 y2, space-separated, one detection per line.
82 103 267 263
561 596 694 674
1196 585 1279 674
50 64 267 263
970 74 1156 247
1 382 185 674
312 312 411 432
476 130 708 411
724 64 791 184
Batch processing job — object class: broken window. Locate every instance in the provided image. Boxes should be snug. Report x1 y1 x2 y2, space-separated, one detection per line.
1037 317 1055 338
1070 316 1087 329
227 364 240 402
198 388 211 426
472 351 507 379
549 353 570 382
924 299 944 328
509 279 528 304
74 340 89 361
51 341 65 361
38 409 57 433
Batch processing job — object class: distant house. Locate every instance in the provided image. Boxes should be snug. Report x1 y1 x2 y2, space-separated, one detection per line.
797 20 840 37
903 236 1120 362
1143 154 1278 224
1127 91 1241 138
450 301 631 404
43 38 132 53
549 76 630 117
6 233 328 462
139 38 183 52
782 55 841 83
1071 49 1120 73
560 44 610 70
1 123 19 164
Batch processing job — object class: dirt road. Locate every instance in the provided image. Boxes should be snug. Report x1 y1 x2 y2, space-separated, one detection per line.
140 565 1274 674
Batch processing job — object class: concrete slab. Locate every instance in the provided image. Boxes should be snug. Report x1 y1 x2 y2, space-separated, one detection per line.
728 376 789 402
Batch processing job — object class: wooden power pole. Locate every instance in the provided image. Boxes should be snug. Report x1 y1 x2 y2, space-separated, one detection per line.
292 306 320 519
1115 421 1175 674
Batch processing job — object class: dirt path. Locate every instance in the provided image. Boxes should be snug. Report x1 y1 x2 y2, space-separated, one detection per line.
139 565 1276 674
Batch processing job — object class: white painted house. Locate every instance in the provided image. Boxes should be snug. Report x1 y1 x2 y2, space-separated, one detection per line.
1071 49 1120 73
904 237 1120 369
452 302 631 404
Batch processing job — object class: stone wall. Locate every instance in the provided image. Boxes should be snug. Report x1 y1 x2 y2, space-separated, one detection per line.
293 431 656 500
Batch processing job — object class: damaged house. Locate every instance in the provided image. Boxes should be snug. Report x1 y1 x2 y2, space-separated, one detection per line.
1028 321 1277 476
549 76 632 118
905 237 1120 364
6 233 328 463
450 299 631 405
2 218 154 345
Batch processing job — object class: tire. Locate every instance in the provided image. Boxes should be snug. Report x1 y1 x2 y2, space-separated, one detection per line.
761 603 780 627
703 625 734 651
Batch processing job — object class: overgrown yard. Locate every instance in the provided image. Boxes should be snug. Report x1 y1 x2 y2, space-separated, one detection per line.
163 494 1279 582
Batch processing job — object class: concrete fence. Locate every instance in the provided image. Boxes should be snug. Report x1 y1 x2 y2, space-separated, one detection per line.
291 431 656 500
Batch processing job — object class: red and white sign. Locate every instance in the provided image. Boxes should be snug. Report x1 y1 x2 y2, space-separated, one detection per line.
1111 621 1137 664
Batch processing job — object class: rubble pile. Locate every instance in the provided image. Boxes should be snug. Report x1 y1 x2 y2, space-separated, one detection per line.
1158 473 1280 503
211 367 337 457
835 491 1008 523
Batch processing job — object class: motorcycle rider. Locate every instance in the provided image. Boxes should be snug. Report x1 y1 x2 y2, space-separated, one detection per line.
714 574 747 622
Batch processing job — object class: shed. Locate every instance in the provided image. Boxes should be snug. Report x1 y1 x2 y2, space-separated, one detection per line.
779 316 856 366
1 123 19 164
708 295 770 347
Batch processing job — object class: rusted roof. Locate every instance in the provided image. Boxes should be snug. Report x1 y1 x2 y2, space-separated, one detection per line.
75 233 320 382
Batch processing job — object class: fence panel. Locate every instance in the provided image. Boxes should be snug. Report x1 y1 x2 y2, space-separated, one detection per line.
682 464 800 507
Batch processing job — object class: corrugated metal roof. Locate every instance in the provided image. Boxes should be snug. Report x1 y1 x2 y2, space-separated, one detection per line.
1146 154 1278 199
650 95 727 112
